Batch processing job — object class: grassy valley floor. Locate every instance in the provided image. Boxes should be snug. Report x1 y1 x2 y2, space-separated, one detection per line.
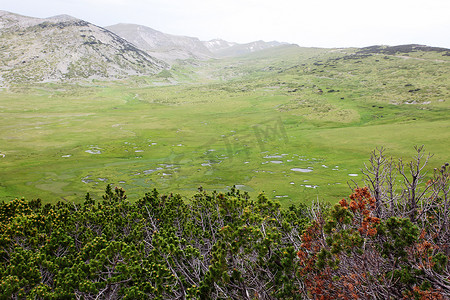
0 46 449 205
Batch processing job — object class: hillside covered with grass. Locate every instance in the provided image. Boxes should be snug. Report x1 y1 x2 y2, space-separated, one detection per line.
0 45 449 204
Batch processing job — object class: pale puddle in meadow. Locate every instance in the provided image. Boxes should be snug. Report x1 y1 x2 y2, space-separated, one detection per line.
264 155 283 159
85 146 102 155
142 164 177 177
143 168 160 174
81 175 95 184
201 159 222 167
262 154 320 172
290 168 313 173
300 184 319 189
85 149 102 154
258 154 320 188
81 176 108 184
260 154 289 165
254 170 275 174
246 155 346 192
290 180 319 189
254 153 346 191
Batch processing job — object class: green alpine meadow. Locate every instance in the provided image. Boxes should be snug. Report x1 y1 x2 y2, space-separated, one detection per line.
0 9 449 300
1 44 449 204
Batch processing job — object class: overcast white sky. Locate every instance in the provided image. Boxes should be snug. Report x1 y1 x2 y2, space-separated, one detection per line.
1 0 449 48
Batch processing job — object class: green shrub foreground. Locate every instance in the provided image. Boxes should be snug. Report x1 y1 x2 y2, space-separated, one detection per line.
1 147 449 299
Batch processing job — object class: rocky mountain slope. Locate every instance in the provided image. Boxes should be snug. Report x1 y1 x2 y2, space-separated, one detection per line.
203 39 238 54
0 10 292 84
0 11 167 85
106 24 290 60
106 23 213 62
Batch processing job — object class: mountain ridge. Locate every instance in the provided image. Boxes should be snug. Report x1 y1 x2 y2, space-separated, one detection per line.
0 10 167 85
105 23 291 61
105 23 213 62
1 10 449 86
